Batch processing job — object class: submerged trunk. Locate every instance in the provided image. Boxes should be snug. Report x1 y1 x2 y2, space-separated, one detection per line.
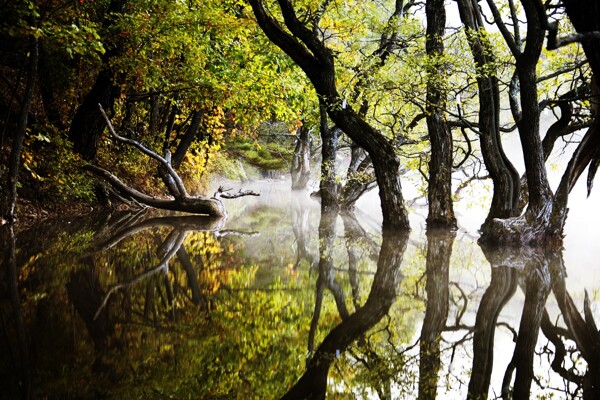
249 0 410 231
291 124 311 190
456 0 521 228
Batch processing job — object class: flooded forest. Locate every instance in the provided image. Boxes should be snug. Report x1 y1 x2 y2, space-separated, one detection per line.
1 0 600 399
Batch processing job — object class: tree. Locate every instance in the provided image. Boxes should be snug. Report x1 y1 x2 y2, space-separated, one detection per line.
248 0 410 231
425 0 457 229
453 0 596 243
1 34 38 222
84 105 259 217
67 0 126 162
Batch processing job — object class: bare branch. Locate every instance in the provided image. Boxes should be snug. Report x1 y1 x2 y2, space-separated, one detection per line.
98 103 188 198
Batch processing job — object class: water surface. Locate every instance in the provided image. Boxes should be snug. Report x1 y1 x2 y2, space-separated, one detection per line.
1 180 598 399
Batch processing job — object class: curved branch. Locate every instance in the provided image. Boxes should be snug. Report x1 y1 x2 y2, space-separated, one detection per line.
98 103 188 198
84 164 227 217
485 0 520 56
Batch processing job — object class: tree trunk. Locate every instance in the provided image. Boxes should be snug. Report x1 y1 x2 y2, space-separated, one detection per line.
551 1 600 232
515 2 553 218
172 109 204 169
457 0 521 227
425 0 457 229
68 0 125 162
2 34 38 222
291 123 311 190
38 42 64 129
318 101 340 211
249 0 410 231
85 105 259 218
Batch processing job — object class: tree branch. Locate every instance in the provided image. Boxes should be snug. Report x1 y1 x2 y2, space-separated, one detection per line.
213 186 261 199
98 103 188 198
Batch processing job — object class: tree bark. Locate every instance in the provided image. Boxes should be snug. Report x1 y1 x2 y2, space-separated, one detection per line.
514 1 553 218
456 0 521 226
318 101 340 211
2 34 38 222
425 0 456 229
172 109 204 169
291 123 311 190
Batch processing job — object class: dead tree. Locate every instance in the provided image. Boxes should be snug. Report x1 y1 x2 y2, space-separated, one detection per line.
84 104 258 218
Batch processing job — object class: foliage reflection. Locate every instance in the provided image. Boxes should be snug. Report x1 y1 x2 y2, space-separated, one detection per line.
1 204 599 399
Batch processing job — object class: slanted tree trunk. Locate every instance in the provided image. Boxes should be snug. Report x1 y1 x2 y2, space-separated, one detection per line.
550 1 600 235
456 0 521 228
291 123 311 190
249 0 410 231
425 0 457 229
172 109 204 169
481 0 554 243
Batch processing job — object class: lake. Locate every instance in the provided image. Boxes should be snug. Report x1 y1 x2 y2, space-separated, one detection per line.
1 178 598 399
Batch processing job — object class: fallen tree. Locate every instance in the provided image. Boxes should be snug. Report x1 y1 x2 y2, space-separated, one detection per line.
84 104 259 218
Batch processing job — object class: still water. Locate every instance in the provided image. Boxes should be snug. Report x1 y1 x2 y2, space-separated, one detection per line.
1 179 599 399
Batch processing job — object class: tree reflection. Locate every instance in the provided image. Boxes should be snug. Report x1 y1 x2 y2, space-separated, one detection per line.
467 246 518 399
0 225 31 399
496 247 552 399
4 207 600 399
282 210 409 399
418 228 455 400
549 253 600 399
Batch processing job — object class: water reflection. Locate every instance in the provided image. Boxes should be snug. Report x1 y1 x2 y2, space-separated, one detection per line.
419 229 454 399
1 188 599 399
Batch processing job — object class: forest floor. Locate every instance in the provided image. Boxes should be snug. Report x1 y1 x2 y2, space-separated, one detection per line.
10 197 119 233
